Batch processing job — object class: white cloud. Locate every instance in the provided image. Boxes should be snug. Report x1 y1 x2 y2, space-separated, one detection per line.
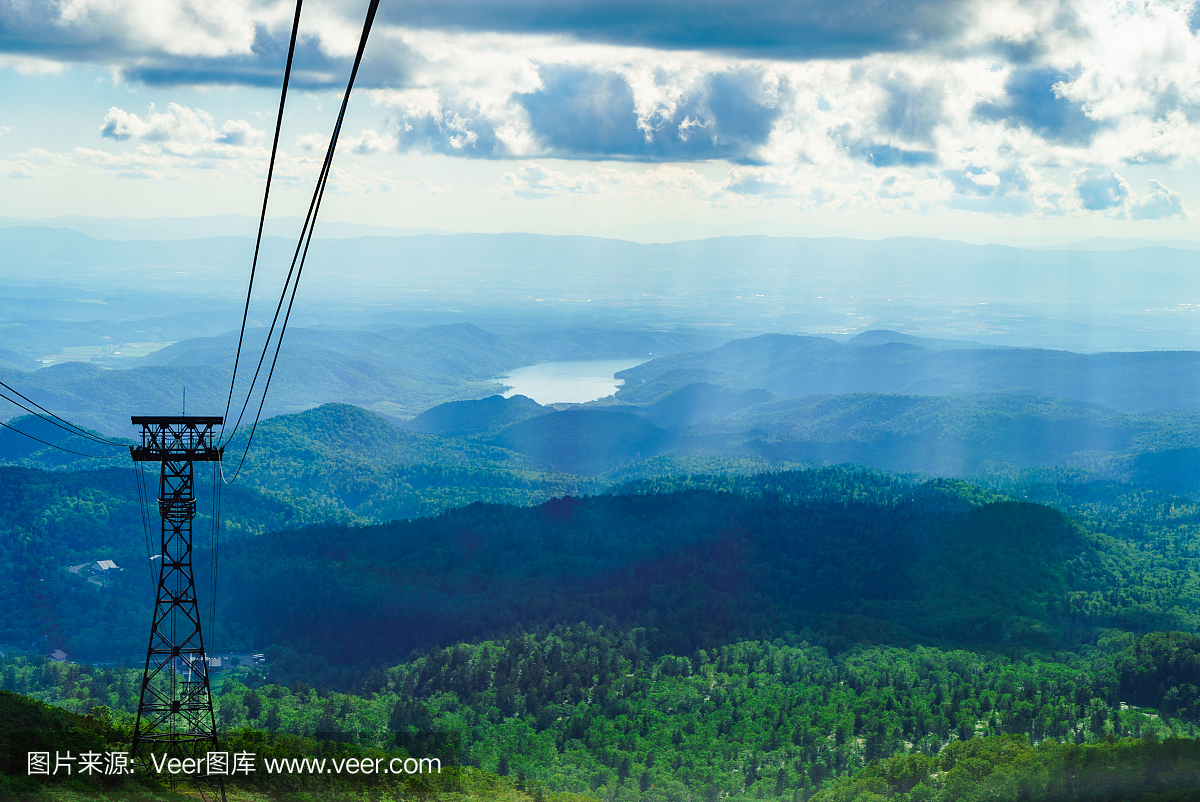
723 167 797 198
502 163 598 199
0 103 300 185
1060 171 1187 220
35 0 258 59
99 103 265 159
7 101 419 197
0 158 38 178
216 118 264 147
102 103 210 142
0 53 68 75
342 129 397 155
345 6 1200 222
6 0 1200 223
295 133 328 153
1130 178 1186 220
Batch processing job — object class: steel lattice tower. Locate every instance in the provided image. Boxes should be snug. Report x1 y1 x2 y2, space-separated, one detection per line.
130 416 224 799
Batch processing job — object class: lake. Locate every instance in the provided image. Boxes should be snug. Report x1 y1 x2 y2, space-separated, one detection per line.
495 358 650 404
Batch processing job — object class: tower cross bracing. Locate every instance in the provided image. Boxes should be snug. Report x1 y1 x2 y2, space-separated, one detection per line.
129 416 224 799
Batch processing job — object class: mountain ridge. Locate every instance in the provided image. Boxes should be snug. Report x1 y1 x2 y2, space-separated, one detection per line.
617 333 1200 413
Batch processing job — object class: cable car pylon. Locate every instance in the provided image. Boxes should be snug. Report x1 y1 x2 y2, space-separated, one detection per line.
129 416 225 801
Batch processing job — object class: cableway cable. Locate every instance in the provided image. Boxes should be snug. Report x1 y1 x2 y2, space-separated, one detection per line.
221 0 381 485
0 383 126 447
0 416 113 458
0 383 153 588
134 464 158 589
221 0 380 459
0 383 157 590
219 0 305 446
208 461 221 642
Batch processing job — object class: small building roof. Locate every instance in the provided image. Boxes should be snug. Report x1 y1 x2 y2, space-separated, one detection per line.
48 649 67 661
96 559 119 571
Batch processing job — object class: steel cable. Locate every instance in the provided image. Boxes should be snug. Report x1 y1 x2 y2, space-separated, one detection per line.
0 417 112 458
134 464 158 589
222 0 381 485
220 0 305 447
0 385 126 447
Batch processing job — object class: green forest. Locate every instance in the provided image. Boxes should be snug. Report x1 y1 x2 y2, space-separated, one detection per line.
7 628 1200 801
11 404 1200 800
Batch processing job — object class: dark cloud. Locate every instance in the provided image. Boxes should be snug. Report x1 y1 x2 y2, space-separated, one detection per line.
848 142 937 167
833 122 936 167
122 30 413 90
831 105 940 167
879 74 944 145
521 68 646 158
989 37 1046 65
0 0 984 87
974 67 1102 144
0 4 410 89
99 120 129 141
521 66 783 161
380 0 975 59
394 106 502 157
944 164 1036 214
523 67 784 161
391 65 784 162
1073 167 1127 211
120 63 308 88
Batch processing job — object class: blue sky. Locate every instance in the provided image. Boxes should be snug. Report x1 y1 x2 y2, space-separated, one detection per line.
2 0 1200 243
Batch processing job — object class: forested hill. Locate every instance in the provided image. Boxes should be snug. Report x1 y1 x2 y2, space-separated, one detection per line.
10 465 1198 665
688 392 1200 479
10 423 1200 671
0 404 595 517
11 466 1200 801
207 471 1181 671
398 390 1200 481
615 332 1200 413
18 365 1200 487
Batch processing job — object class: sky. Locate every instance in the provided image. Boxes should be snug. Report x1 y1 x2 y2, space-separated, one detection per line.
3 0 1200 244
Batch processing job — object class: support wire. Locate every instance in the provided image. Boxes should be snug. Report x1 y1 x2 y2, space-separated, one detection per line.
0 382 125 447
134 464 158 589
0 417 111 458
220 0 305 446
221 0 381 484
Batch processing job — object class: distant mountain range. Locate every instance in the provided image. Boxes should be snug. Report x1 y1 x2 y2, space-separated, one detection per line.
0 347 34 371
0 323 727 435
615 330 1200 413
7 225 1200 348
387 328 1200 479
0 213 449 241
11 325 1200 481
1033 236 1200 251
397 390 1200 479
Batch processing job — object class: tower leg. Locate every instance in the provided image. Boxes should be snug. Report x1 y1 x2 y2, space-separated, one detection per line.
131 458 224 800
